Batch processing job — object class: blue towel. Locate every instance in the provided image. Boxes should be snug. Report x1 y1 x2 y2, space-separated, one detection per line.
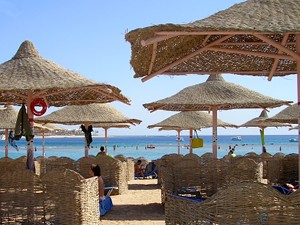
99 196 113 216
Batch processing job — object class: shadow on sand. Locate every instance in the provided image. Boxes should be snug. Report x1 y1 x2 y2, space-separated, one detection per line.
101 203 164 221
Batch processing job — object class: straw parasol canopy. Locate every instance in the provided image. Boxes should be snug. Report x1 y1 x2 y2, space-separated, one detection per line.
148 111 237 130
0 40 130 171
125 0 300 82
0 105 18 129
143 74 292 158
239 109 291 128
33 123 65 157
148 111 237 154
265 103 298 124
36 103 142 156
35 103 142 125
0 105 18 157
93 123 131 152
239 109 291 153
0 40 130 106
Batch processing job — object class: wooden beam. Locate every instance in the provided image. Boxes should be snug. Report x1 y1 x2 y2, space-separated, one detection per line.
141 34 178 46
163 71 297 75
254 33 300 61
207 46 294 60
268 34 290 81
155 31 275 36
148 42 157 75
141 35 234 82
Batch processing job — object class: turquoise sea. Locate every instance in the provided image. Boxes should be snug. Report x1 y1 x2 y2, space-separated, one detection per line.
0 135 298 160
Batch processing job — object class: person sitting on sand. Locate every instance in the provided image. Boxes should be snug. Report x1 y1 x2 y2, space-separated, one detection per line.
89 164 105 201
96 146 106 157
134 160 145 178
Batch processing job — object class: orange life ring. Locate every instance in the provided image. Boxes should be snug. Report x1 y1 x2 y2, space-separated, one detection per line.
30 98 47 116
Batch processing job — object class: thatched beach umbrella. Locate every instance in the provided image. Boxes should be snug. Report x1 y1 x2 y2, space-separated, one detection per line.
36 103 141 156
0 40 130 171
34 123 65 157
148 111 237 154
239 109 291 153
0 105 18 157
143 74 291 158
93 123 131 153
126 0 300 179
266 103 298 124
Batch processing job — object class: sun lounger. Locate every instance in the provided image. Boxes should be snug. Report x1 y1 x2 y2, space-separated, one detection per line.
272 185 292 195
100 186 117 217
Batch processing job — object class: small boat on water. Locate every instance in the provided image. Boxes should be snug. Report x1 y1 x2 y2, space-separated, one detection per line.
146 144 155 149
231 136 242 141
289 138 298 142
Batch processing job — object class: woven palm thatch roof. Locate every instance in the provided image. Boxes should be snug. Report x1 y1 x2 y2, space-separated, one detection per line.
0 40 130 106
34 123 64 131
239 109 291 128
35 103 142 125
125 0 300 82
94 123 131 129
143 74 292 112
148 111 237 130
0 105 18 129
265 103 298 124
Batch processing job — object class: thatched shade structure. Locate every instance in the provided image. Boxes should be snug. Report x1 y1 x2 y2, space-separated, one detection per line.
36 103 141 156
126 0 300 180
126 0 300 82
0 105 18 157
93 123 131 153
265 103 298 124
148 111 237 154
239 109 291 153
0 40 130 171
0 40 130 106
33 123 65 157
143 74 291 158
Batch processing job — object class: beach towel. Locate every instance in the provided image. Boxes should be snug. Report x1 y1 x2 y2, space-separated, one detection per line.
99 196 113 216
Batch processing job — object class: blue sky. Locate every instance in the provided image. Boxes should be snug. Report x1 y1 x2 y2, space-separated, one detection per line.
0 0 297 136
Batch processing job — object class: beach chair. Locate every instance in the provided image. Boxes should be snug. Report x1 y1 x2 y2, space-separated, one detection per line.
100 187 116 217
135 161 158 179
272 185 292 195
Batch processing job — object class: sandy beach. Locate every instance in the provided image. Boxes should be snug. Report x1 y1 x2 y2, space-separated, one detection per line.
101 179 165 225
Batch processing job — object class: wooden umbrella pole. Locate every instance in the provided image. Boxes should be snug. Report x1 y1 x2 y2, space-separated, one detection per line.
189 129 193 154
26 96 35 172
177 130 181 155
5 129 8 157
105 128 108 153
212 106 218 158
296 34 300 183
42 130 45 157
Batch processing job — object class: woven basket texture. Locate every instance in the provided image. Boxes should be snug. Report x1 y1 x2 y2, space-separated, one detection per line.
95 155 128 194
0 168 99 225
114 155 135 181
165 182 300 225
158 152 299 205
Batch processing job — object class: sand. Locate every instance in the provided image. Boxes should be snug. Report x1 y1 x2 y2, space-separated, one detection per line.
100 179 165 225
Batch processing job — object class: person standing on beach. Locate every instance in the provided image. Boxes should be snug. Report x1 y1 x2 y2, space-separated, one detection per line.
96 146 106 157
